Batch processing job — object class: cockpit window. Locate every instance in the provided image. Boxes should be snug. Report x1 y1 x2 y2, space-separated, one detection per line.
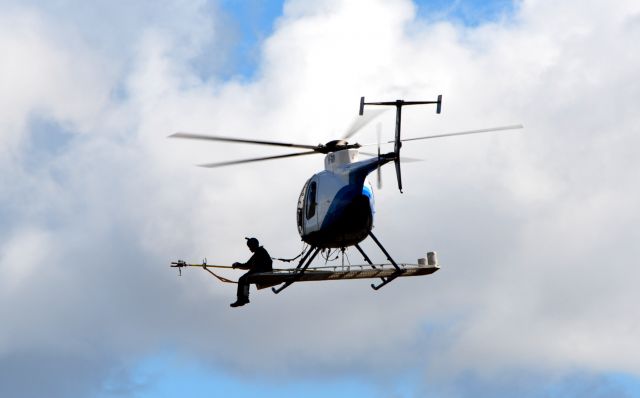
306 181 317 219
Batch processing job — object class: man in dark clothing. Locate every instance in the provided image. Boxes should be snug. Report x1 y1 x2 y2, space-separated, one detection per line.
230 237 273 307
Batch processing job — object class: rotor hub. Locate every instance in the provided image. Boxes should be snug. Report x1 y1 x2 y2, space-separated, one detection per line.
317 139 360 154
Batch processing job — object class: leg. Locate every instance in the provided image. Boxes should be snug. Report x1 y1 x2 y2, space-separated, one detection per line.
231 273 251 307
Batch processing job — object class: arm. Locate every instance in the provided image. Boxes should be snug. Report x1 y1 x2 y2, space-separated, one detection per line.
232 262 248 270
233 253 257 270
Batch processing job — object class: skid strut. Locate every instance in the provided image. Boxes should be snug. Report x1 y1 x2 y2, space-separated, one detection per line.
354 243 375 268
271 246 321 294
367 231 404 290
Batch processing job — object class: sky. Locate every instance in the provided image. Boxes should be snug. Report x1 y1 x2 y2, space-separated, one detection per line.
1 0 640 397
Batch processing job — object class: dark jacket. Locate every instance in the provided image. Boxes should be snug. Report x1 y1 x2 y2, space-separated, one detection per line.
237 246 273 273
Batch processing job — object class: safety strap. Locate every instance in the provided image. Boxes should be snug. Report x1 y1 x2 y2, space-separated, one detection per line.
201 267 237 284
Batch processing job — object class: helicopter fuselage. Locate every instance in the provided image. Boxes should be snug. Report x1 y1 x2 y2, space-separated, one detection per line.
296 148 390 248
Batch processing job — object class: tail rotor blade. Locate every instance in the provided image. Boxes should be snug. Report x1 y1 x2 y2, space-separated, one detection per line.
394 158 402 193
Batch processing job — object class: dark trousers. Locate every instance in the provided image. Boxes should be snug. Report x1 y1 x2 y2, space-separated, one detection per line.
236 272 252 300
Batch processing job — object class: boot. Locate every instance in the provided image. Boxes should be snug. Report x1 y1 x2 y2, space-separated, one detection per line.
230 284 250 307
230 297 250 307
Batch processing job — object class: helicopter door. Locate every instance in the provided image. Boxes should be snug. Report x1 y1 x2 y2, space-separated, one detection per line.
304 179 319 232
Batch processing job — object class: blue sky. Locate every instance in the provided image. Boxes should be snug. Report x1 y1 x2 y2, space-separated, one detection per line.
100 353 640 398
2 0 640 397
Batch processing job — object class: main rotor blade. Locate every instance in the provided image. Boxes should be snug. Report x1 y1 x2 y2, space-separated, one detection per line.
397 124 524 143
170 132 319 150
342 109 387 140
198 151 318 168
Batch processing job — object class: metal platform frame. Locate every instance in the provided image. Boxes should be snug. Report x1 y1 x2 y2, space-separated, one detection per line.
270 231 417 294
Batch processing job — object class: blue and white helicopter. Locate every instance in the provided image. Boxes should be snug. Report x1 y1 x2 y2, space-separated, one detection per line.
170 97 522 293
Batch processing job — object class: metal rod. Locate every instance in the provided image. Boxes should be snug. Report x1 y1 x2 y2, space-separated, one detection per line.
371 275 399 290
295 247 315 270
297 247 321 276
272 246 321 294
354 243 378 270
367 231 404 290
368 231 401 271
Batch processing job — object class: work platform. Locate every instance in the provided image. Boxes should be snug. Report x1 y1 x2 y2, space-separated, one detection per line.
171 259 440 291
172 244 440 293
247 263 439 289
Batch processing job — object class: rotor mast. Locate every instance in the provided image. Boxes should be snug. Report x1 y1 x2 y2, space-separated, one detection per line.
359 96 442 193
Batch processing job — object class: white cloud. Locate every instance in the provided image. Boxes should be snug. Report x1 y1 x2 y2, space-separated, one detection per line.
1 0 640 396
0 228 54 298
0 9 110 150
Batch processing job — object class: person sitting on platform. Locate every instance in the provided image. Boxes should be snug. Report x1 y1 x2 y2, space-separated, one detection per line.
230 237 273 307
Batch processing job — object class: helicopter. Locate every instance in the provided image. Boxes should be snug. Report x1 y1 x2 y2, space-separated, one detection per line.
170 96 522 293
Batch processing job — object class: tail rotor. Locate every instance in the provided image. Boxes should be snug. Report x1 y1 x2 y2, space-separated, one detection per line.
360 95 443 193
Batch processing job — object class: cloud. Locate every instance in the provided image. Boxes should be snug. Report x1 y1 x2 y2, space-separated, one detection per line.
1 0 640 396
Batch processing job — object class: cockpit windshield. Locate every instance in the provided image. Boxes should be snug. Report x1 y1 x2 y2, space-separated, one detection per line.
306 181 317 219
